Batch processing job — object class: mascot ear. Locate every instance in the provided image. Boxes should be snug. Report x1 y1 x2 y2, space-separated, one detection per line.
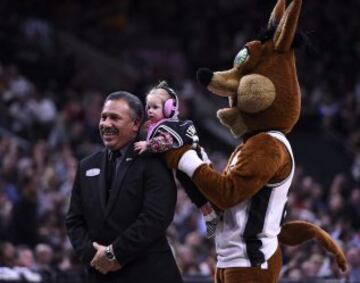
268 0 285 28
273 0 302 52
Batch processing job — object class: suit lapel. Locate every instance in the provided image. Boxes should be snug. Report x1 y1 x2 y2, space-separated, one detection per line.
105 142 137 216
98 149 108 213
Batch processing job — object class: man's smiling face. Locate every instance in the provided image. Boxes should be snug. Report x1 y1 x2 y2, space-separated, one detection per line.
99 99 140 151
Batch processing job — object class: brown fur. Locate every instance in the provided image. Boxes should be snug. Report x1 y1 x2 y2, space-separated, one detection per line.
191 134 290 209
164 0 347 280
215 247 282 283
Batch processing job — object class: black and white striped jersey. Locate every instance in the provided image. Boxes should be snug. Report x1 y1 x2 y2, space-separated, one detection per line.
215 131 295 269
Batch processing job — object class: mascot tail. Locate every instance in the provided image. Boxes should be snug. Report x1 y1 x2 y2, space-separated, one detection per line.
278 221 347 272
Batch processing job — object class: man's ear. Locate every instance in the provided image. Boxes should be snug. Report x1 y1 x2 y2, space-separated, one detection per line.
133 119 141 132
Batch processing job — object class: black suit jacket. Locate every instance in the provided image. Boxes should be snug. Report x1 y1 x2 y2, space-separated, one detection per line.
65 142 183 283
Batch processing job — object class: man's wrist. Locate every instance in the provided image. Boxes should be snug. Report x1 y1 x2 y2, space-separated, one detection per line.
104 245 117 261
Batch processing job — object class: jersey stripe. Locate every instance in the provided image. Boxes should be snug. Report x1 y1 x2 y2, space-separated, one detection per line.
243 187 272 266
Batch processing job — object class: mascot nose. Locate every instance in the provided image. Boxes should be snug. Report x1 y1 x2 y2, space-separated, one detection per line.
196 68 213 87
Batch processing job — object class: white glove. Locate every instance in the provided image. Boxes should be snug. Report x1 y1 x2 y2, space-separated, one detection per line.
200 147 212 165
178 150 205 178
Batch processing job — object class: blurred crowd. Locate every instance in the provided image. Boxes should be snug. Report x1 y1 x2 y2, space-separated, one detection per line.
1 0 360 282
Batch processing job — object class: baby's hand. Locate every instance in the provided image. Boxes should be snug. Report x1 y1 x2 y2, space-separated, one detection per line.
134 141 148 154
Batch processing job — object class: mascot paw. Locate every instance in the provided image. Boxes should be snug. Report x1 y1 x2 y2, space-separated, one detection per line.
163 145 192 169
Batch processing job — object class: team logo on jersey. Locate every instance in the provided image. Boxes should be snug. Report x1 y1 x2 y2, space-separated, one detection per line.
186 125 196 139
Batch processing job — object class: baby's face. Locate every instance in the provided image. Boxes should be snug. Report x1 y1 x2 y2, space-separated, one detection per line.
146 91 166 122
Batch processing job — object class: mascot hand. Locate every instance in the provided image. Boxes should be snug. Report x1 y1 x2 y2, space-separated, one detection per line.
163 145 211 177
199 147 212 165
178 149 206 178
163 145 192 169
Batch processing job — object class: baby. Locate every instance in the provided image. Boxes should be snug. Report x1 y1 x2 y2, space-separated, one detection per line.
134 81 217 238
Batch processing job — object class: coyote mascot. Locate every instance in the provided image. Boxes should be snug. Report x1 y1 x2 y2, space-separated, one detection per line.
164 0 347 282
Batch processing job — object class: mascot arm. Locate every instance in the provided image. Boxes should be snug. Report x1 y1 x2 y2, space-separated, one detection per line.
165 134 291 210
193 134 290 209
163 145 192 169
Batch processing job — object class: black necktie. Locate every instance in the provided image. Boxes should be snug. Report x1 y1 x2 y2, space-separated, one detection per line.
107 150 121 201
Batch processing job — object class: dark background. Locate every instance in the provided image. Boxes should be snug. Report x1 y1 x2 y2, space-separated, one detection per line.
0 0 359 282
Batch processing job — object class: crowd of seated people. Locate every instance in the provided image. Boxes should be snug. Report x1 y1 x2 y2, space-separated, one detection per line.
1 0 359 158
1 61 360 282
1 0 360 282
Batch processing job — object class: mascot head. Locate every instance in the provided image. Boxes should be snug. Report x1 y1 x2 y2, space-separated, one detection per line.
197 0 302 138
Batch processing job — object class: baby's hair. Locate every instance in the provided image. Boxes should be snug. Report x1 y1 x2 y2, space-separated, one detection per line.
146 80 173 104
155 80 171 90
155 81 177 98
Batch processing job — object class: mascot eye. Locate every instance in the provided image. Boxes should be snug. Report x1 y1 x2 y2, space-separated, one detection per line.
233 47 249 67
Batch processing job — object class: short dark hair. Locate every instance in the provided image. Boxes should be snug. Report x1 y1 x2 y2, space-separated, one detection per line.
105 91 144 122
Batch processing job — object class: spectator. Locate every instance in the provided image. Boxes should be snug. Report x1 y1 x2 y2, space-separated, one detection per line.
0 242 16 267
347 246 360 282
9 175 40 247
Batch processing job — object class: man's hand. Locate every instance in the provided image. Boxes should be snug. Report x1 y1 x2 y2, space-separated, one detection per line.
90 242 122 274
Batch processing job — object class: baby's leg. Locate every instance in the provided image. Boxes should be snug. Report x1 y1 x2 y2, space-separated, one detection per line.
176 170 217 238
176 170 207 208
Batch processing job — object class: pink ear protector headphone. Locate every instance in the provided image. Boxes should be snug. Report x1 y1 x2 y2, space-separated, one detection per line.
161 86 179 118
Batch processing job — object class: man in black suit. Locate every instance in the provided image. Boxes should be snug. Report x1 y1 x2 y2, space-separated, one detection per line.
65 91 183 283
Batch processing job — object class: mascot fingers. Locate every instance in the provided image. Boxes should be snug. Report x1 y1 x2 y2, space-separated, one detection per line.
199 147 212 165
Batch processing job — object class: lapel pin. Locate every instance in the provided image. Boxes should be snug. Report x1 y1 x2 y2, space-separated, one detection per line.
125 158 133 162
